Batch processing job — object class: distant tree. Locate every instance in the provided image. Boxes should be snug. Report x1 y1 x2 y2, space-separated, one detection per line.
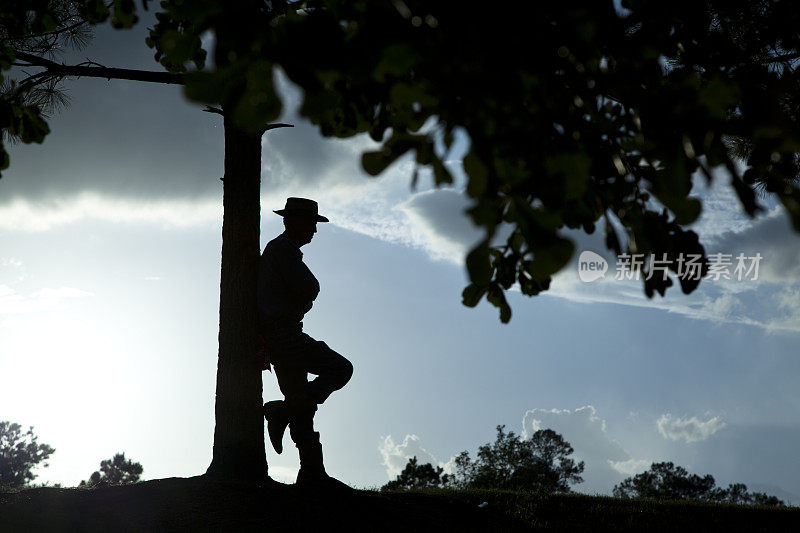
749 492 786 507
0 421 55 488
79 452 143 487
613 462 785 506
723 482 751 504
613 462 722 501
451 425 584 493
381 456 450 492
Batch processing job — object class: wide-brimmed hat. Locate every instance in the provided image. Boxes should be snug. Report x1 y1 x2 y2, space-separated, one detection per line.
273 197 329 222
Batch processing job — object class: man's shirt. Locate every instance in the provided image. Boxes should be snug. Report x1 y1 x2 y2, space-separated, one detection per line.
258 231 320 325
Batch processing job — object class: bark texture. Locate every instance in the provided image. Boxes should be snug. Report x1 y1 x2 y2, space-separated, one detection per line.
206 113 267 481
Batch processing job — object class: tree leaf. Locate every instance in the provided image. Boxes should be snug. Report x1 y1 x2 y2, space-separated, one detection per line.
466 242 492 286
461 283 487 307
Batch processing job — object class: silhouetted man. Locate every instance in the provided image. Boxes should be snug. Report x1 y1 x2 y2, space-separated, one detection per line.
259 197 353 490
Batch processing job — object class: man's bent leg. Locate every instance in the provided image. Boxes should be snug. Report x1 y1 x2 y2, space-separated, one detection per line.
302 340 353 405
272 335 353 490
272 363 318 448
270 333 353 444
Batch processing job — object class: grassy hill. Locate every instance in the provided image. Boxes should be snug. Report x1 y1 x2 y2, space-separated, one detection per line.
1 477 798 532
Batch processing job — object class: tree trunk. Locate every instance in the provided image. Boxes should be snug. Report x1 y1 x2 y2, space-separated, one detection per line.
205 113 267 481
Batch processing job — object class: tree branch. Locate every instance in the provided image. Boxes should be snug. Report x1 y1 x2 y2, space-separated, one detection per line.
0 18 89 44
16 71 53 91
13 51 184 85
264 123 293 131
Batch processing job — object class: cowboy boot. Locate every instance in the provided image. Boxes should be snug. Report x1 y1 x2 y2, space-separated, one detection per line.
296 436 352 492
264 393 317 454
263 400 289 454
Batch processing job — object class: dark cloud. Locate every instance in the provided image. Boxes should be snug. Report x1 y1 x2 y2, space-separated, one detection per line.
1 17 375 204
260 121 372 193
2 19 224 202
400 188 483 252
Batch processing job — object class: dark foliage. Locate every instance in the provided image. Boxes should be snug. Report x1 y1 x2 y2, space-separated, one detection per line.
452 426 584 493
5 3 800 324
79 452 143 487
613 461 785 506
381 456 450 491
0 421 55 488
248 0 800 321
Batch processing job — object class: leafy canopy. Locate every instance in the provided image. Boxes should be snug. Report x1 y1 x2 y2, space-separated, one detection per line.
0 421 56 488
6 1 800 323
380 456 450 492
613 461 785 506
451 425 584 493
141 0 800 322
381 426 583 493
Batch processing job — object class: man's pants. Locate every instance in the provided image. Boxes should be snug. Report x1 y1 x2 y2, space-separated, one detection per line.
269 330 353 446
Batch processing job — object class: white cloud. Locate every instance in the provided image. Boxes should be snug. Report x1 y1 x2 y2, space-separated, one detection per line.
776 288 800 312
374 155 800 333
522 406 625 459
0 257 26 283
383 165 800 332
700 293 742 320
7 102 799 336
522 406 647 494
547 270 766 329
0 162 476 270
657 413 727 443
0 284 93 317
8 182 797 336
0 257 23 268
32 287 94 299
0 192 222 232
268 465 298 485
378 434 441 479
542 213 800 332
707 206 800 284
767 289 800 332
608 458 652 476
259 144 483 266
689 167 756 239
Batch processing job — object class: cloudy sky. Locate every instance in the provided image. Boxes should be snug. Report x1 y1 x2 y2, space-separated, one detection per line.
2 17 799 503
